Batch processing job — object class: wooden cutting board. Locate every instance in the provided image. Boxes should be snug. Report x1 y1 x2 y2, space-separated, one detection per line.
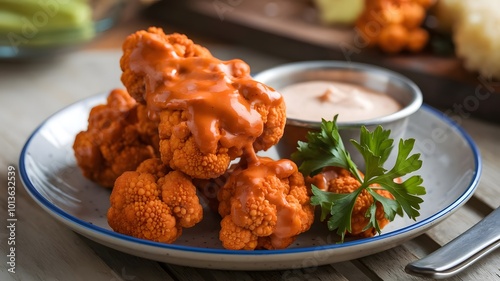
145 0 500 123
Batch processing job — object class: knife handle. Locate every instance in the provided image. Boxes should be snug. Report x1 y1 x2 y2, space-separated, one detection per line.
405 207 500 279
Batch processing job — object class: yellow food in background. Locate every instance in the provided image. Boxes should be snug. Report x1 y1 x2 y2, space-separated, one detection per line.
314 0 365 25
433 0 500 79
0 0 94 47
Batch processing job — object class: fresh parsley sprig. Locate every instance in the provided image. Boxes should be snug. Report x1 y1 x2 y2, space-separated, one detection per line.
292 116 426 242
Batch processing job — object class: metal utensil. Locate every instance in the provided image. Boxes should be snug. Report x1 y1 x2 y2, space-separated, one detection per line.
405 207 500 279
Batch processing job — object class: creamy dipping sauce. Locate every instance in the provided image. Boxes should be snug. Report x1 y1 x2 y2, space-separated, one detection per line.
280 81 401 122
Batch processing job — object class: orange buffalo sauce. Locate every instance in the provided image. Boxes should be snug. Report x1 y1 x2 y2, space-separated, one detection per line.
127 38 282 155
230 157 305 239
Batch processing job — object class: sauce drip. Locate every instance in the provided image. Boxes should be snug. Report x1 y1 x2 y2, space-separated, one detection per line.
231 157 304 239
307 167 342 191
128 36 282 154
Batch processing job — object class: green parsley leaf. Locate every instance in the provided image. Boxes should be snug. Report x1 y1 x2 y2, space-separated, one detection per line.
292 116 359 179
351 126 394 180
296 116 426 242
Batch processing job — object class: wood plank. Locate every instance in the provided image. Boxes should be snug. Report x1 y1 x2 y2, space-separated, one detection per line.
0 188 118 281
426 204 483 245
164 263 348 281
359 244 484 281
402 233 441 257
461 118 500 209
330 261 379 281
81 236 175 281
361 246 437 281
363 233 500 281
275 264 348 281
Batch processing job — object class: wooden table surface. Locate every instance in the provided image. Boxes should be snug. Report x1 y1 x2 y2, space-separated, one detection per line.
1 3 499 281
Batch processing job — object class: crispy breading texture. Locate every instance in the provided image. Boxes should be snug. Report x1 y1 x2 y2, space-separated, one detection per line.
157 110 232 179
307 167 393 238
119 27 286 180
156 92 286 179
243 86 287 153
107 158 203 243
355 0 431 53
81 27 292 247
73 89 158 188
120 27 212 103
217 157 314 250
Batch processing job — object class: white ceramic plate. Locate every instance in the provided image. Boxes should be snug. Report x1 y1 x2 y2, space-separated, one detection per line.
19 93 481 270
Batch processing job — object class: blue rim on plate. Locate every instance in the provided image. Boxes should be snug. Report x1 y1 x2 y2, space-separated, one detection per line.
19 95 482 259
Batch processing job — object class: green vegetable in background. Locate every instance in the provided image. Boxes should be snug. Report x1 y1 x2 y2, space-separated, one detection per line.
0 0 94 48
292 116 426 242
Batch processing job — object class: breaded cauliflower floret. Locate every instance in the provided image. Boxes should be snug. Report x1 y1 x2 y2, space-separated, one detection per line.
73 89 158 188
161 170 204 228
218 157 314 250
157 110 232 179
307 167 393 238
219 216 258 250
355 0 432 54
120 27 212 103
237 81 287 152
107 171 180 243
107 158 203 243
136 103 160 152
155 83 286 179
120 28 286 180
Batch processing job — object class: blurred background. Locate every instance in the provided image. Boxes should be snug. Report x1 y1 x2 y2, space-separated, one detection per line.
1 0 498 122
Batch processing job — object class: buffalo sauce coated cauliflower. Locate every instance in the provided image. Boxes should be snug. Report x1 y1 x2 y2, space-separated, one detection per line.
107 158 203 243
156 109 233 180
307 167 393 238
356 0 434 54
217 156 314 250
239 81 287 153
74 27 295 248
120 27 212 103
73 89 158 188
119 27 286 179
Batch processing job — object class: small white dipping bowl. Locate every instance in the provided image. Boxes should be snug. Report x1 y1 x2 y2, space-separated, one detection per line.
254 61 423 167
